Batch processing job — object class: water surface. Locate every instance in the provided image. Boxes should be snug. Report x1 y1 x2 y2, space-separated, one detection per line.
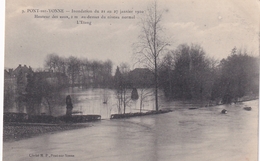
3 99 258 161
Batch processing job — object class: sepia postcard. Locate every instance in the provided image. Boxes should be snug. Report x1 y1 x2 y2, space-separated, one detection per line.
2 0 259 161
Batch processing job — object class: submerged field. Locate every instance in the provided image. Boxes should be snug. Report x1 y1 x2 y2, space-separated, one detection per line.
3 100 258 161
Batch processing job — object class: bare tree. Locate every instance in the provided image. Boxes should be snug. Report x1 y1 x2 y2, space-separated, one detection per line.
44 53 60 72
57 56 67 74
139 88 154 112
103 60 113 87
44 54 67 74
114 63 132 114
133 1 169 111
78 58 88 87
67 56 81 87
119 62 132 114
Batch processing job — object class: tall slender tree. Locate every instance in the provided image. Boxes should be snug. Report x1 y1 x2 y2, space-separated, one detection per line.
133 1 169 111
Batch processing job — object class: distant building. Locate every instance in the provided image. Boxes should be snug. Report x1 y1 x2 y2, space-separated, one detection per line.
4 64 34 94
4 65 69 113
4 64 69 95
4 64 34 112
129 68 154 88
12 64 33 76
4 69 16 93
14 64 34 94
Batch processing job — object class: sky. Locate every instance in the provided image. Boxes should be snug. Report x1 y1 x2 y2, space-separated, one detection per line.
4 0 260 70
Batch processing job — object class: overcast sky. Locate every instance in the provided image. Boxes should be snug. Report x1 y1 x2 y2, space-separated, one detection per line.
4 0 260 70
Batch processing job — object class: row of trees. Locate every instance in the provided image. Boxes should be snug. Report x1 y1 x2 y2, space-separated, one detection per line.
159 45 259 104
159 44 215 100
211 48 258 103
43 1 258 111
133 2 169 111
44 54 113 87
9 54 114 115
132 1 258 109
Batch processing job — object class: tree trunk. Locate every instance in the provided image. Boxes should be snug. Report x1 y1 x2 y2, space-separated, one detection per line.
140 95 143 113
45 97 52 115
154 3 159 112
168 68 172 98
123 90 126 114
155 58 159 111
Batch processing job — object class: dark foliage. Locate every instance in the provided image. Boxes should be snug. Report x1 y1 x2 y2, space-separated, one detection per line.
25 72 69 115
159 45 258 104
44 54 113 88
160 44 214 100
211 49 259 103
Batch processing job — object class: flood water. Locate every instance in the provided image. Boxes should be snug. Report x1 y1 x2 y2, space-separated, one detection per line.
43 88 164 118
6 88 161 118
3 88 259 161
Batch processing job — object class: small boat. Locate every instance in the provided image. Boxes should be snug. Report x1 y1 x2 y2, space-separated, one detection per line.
189 107 198 110
221 109 227 114
243 107 252 111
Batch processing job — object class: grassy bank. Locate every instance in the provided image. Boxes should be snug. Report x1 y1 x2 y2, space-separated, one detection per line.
3 122 90 142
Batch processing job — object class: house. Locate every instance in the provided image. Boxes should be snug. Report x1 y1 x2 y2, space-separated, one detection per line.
13 64 34 94
12 64 33 76
4 69 17 93
4 65 34 112
4 64 69 94
4 64 34 94
129 68 154 88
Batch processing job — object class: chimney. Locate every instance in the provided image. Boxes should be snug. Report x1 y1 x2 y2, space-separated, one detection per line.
8 69 13 73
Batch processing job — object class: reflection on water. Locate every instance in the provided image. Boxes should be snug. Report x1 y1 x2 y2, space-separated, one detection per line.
53 88 159 119
6 87 158 118
3 99 258 161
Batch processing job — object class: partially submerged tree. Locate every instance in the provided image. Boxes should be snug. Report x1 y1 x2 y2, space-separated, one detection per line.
119 63 132 114
133 1 169 111
138 88 154 113
25 72 68 115
159 44 216 104
114 66 123 113
212 48 259 104
114 63 132 114
159 53 174 98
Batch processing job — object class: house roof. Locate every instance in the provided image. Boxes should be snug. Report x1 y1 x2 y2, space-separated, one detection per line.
13 64 33 76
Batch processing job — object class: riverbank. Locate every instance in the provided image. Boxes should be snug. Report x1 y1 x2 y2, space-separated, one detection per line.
3 122 90 142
